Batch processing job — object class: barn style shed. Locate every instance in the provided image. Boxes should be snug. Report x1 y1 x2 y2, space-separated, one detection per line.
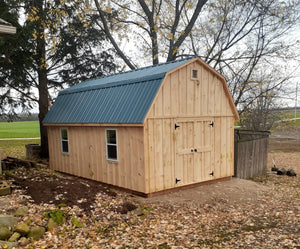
43 57 239 196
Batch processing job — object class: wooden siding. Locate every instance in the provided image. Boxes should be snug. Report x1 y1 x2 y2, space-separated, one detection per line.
47 126 145 192
144 61 236 193
146 61 233 118
234 130 269 179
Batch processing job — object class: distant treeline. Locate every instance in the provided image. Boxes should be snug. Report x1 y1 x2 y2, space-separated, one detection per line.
0 113 39 122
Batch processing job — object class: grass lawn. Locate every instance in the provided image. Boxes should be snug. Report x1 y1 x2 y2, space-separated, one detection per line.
0 139 40 159
0 121 40 138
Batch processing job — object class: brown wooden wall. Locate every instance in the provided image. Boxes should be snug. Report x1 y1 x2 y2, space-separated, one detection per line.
144 60 235 193
234 130 269 179
47 125 146 192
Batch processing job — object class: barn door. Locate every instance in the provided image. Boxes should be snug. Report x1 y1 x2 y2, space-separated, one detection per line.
174 119 214 186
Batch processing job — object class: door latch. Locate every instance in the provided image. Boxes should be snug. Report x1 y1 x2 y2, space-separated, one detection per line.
175 178 181 184
175 123 180 130
209 171 214 176
209 121 214 127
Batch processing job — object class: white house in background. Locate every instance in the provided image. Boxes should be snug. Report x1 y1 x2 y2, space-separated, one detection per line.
0 18 16 35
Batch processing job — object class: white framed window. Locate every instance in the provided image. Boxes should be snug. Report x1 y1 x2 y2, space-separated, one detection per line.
106 129 118 161
60 128 69 154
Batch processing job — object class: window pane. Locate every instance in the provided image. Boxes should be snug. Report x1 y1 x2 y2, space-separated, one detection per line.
106 130 116 144
192 69 198 78
61 129 68 140
107 145 117 160
62 141 69 153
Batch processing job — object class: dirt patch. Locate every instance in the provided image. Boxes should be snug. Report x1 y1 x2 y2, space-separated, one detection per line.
4 168 117 213
141 178 271 206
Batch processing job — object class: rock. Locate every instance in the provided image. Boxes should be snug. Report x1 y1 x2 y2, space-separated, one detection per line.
28 226 45 240
286 168 297 177
0 198 12 210
8 232 21 242
18 237 30 246
14 222 30 236
0 215 17 228
134 207 144 216
277 168 286 175
14 206 29 217
0 241 18 249
0 181 11 196
47 218 59 231
0 226 11 240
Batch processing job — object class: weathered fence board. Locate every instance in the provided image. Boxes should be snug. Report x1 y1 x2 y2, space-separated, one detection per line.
234 130 270 179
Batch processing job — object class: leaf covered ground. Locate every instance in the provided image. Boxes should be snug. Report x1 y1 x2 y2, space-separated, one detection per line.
1 151 299 249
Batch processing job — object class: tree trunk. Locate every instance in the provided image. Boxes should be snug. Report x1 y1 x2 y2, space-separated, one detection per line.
35 0 49 158
38 69 49 158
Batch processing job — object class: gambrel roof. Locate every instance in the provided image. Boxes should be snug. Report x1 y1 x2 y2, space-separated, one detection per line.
43 57 239 124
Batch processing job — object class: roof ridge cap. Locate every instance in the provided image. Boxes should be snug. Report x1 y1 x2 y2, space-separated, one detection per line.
76 56 195 84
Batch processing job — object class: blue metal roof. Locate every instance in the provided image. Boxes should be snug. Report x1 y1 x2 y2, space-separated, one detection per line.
43 57 193 124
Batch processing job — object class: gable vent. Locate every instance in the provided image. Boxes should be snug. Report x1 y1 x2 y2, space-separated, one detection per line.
192 69 198 79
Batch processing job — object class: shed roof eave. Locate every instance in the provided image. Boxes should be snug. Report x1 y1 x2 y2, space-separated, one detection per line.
43 122 144 127
0 24 16 34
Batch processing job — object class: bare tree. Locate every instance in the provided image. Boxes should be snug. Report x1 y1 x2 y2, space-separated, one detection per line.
187 0 300 117
93 0 209 68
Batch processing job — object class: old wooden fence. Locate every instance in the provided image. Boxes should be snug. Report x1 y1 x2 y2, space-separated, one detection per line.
234 129 270 179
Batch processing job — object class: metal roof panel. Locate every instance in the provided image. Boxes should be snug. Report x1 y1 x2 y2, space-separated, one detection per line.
44 57 194 124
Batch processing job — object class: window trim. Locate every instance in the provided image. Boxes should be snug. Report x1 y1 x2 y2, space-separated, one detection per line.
60 127 69 154
105 129 118 162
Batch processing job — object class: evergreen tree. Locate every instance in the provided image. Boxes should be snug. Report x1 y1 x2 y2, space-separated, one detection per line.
0 0 116 157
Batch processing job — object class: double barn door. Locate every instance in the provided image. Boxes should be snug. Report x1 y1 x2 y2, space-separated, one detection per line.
174 119 214 186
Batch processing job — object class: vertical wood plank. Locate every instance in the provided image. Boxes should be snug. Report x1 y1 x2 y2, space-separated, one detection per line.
155 119 164 191
148 119 156 192
144 122 150 193
163 75 171 115
201 68 209 116
170 72 179 116
186 65 194 115
179 65 187 115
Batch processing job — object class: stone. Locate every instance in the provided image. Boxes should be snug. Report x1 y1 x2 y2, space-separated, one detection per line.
0 197 12 209
286 168 297 177
8 232 21 242
0 181 11 196
277 168 286 175
0 226 11 240
14 222 30 236
18 237 30 247
0 241 18 249
134 207 144 216
14 206 29 217
28 226 45 240
47 218 59 231
0 215 17 228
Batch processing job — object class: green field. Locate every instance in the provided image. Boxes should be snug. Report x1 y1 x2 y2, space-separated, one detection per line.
0 121 40 138
0 139 40 159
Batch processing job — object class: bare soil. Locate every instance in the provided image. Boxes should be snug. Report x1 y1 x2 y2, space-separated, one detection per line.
4 168 120 214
